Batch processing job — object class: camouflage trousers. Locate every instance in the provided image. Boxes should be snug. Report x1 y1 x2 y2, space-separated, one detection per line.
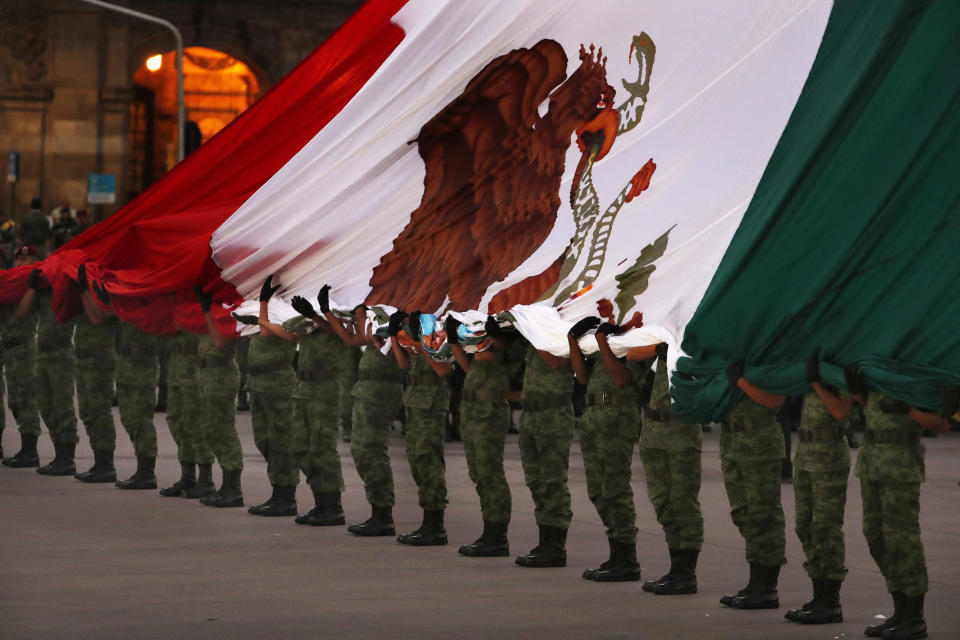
861 479 928 596
339 366 355 438
3 346 41 436
405 407 448 511
581 406 639 543
795 468 849 581
117 383 157 457
293 386 344 493
351 400 396 508
200 386 243 471
167 383 214 465
460 401 512 524
639 446 704 551
37 350 78 445
721 457 786 566
76 357 117 452
251 390 297 487
518 412 573 529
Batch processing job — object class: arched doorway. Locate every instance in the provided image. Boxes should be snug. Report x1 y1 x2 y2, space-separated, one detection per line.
128 47 265 197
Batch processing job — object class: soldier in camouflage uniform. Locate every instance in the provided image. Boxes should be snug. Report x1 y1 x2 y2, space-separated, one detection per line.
1 246 42 468
719 362 786 610
390 311 450 546
160 329 216 498
632 342 703 595
73 264 119 483
338 347 358 442
114 321 159 489
321 286 403 536
286 295 350 526
195 285 244 508
568 318 650 581
514 340 574 568
447 315 515 557
849 365 951 640
25 267 79 476
783 350 851 625
235 276 300 517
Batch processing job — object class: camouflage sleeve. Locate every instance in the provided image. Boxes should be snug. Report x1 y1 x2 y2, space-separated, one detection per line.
282 316 316 337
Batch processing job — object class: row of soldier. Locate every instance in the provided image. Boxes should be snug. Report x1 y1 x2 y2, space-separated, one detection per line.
1 251 950 640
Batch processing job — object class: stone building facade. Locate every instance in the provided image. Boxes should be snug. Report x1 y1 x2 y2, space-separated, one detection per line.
0 0 362 221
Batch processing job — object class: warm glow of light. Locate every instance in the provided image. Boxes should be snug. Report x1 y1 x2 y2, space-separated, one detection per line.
146 54 162 72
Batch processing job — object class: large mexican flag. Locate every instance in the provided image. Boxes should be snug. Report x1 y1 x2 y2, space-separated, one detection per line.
8 0 959 421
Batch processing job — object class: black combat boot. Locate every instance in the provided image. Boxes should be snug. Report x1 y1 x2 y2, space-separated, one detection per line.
347 505 395 536
516 526 567 567
37 442 76 476
258 486 298 517
458 520 509 557
721 563 759 606
583 538 615 580
785 577 819 622
296 489 324 525
795 579 842 624
184 463 216 499
159 462 196 497
75 449 117 483
200 469 244 507
592 541 641 582
398 509 448 546
3 433 40 468
115 455 158 490
248 486 279 515
642 548 674 592
731 565 780 609
880 594 926 640
308 492 345 526
865 592 904 638
649 549 699 595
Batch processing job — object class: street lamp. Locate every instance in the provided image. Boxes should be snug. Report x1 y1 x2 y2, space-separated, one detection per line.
75 0 185 163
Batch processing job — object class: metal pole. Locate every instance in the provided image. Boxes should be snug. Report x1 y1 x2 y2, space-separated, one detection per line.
74 0 185 163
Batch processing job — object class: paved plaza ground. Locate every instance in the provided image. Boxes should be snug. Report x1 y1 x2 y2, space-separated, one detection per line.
1 408 958 639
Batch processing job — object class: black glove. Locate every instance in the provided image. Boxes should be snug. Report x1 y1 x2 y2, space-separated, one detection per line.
806 348 821 384
726 362 744 385
259 275 281 302
941 386 960 418
596 322 624 336
232 313 258 326
28 268 43 290
92 281 111 306
388 310 408 337
655 342 668 359
76 263 88 291
407 311 422 341
843 365 865 395
568 316 601 339
484 316 504 338
290 295 315 318
444 316 461 345
194 285 212 313
317 285 331 314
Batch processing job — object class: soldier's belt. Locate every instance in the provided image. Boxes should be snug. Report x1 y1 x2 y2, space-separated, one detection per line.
75 346 116 359
586 392 633 407
297 369 334 383
798 428 844 443
864 429 920 444
357 370 402 384
118 347 156 358
407 372 439 386
247 361 292 375
462 388 507 402
646 408 672 422
199 356 232 368
521 394 571 412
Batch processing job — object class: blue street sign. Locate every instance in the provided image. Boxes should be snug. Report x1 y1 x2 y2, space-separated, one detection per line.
87 173 116 204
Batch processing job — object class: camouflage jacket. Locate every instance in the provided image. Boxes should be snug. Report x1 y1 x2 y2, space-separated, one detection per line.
246 332 296 394
196 332 239 390
168 331 200 386
518 345 573 435
36 289 75 354
720 395 784 461
640 357 701 452
403 352 449 412
855 392 925 483
115 322 158 386
351 344 403 408
794 390 850 473
74 314 118 360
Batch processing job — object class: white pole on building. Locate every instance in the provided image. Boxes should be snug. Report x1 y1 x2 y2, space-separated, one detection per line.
74 0 186 163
